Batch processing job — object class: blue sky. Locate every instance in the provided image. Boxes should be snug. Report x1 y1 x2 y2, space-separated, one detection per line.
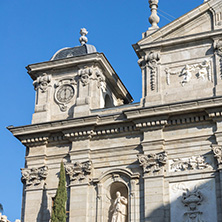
0 0 204 220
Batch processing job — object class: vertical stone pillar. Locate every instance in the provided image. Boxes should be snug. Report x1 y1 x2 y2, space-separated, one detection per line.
89 66 104 109
209 110 222 220
214 38 222 96
96 183 103 222
138 126 167 221
66 139 92 222
23 189 43 222
69 184 89 222
21 165 48 222
74 65 104 117
129 175 140 222
138 51 162 106
143 176 165 221
138 58 147 100
32 73 52 124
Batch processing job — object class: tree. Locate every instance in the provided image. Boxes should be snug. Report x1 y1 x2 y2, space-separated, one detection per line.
0 203 3 213
51 162 67 222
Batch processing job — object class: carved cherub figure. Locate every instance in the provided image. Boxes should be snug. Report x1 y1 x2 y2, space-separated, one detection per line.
195 59 210 81
180 64 195 86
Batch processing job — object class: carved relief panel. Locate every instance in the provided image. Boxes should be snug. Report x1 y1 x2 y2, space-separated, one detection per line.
169 179 217 222
164 59 213 87
169 155 213 172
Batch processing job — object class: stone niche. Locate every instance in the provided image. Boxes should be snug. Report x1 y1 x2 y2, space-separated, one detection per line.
95 169 139 222
169 179 217 222
108 182 128 222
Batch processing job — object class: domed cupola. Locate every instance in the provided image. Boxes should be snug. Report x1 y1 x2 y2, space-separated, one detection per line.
51 28 97 61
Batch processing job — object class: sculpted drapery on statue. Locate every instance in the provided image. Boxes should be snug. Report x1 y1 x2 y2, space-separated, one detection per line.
111 191 128 222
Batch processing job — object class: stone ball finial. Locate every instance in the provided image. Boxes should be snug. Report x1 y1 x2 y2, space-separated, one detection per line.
79 28 88 45
148 0 160 30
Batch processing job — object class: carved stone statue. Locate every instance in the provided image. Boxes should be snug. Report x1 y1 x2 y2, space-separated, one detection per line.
111 191 128 222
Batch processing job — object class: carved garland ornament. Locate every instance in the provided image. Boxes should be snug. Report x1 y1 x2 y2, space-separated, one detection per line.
65 161 92 182
33 73 51 93
137 151 167 174
21 166 48 186
170 155 212 172
165 59 212 86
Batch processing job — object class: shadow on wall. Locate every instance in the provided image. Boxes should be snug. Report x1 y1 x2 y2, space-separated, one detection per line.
143 175 219 222
37 186 50 222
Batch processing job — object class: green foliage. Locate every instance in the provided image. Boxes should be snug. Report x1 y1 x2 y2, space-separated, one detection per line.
0 203 3 213
51 162 67 222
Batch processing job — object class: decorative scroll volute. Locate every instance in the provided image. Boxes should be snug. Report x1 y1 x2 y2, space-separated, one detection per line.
212 144 222 167
65 160 92 183
137 151 167 175
21 166 48 187
78 67 93 87
214 39 222 57
33 73 51 93
145 51 160 91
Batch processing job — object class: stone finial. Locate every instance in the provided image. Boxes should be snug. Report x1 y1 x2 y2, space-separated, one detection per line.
79 28 88 45
148 0 160 30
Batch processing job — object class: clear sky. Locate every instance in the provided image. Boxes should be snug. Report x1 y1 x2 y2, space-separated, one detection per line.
0 0 204 220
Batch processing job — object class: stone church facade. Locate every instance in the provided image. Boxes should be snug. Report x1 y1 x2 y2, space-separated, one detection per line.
8 0 222 221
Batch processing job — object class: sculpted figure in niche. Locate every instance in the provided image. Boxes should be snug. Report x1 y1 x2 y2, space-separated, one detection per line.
111 191 127 222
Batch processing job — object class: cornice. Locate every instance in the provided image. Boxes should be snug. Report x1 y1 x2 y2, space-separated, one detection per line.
134 29 222 54
124 96 222 119
7 96 222 143
26 52 133 103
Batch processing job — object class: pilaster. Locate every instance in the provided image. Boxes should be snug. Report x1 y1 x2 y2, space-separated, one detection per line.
21 166 48 222
138 51 162 107
138 123 167 221
69 183 90 222
32 73 52 124
213 38 222 96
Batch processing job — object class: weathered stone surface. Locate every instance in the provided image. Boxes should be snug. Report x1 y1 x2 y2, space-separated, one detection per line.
7 0 222 221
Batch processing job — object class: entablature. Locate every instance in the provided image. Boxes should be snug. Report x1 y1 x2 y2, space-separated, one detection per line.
7 96 222 146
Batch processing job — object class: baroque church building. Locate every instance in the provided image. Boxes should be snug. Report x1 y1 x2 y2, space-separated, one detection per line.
8 0 222 221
